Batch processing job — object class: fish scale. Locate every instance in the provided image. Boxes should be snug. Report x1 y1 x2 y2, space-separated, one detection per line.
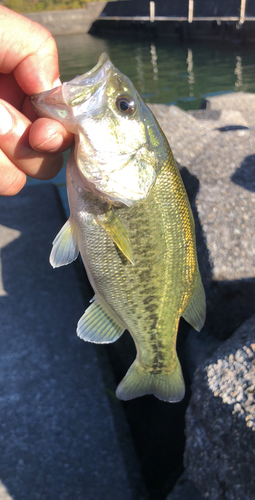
31 52 205 402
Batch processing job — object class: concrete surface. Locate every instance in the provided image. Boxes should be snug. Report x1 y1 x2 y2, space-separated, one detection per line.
0 184 143 500
25 3 106 36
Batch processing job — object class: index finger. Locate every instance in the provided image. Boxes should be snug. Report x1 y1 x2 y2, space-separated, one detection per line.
0 5 59 94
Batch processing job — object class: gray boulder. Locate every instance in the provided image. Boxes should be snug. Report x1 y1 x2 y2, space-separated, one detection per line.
184 314 255 500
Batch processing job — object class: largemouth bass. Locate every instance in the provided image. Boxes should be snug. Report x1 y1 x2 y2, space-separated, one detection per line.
31 53 206 402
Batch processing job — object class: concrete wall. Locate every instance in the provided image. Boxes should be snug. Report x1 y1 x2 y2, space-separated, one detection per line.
93 0 255 43
24 2 106 36
193 0 240 17
102 0 189 17
246 0 255 16
101 0 246 18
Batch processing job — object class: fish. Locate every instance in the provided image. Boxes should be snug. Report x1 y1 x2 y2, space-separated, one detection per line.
31 53 206 403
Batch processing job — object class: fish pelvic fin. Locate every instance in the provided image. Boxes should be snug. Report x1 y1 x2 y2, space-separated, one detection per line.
116 358 185 403
182 272 206 331
95 209 135 265
50 217 79 268
77 297 124 343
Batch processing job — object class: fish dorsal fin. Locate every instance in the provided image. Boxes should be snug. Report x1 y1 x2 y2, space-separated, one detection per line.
50 217 79 268
182 273 206 331
77 297 124 343
95 209 135 265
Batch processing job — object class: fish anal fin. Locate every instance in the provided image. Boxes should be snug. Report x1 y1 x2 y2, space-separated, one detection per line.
182 273 206 331
96 210 135 265
50 217 79 268
77 297 124 344
116 358 185 403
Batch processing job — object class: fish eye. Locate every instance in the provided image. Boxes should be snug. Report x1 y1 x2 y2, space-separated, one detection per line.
116 96 136 115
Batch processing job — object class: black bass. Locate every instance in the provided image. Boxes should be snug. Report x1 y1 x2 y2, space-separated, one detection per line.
31 53 205 403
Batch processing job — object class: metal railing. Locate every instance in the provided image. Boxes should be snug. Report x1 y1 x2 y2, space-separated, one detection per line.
99 0 255 25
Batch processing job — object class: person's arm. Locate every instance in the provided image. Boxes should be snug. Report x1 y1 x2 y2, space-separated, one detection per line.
0 6 73 196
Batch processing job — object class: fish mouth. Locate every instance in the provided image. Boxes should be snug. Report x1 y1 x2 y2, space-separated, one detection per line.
62 53 112 107
30 85 67 120
30 53 113 120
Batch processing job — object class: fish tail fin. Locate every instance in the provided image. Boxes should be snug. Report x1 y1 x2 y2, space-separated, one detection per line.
116 358 185 403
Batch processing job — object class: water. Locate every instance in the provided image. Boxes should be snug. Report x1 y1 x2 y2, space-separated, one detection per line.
56 32 255 110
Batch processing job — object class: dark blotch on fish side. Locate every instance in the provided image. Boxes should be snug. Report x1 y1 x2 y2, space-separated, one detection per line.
143 295 156 306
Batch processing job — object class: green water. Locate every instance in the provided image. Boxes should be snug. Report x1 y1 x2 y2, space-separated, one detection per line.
55 32 255 110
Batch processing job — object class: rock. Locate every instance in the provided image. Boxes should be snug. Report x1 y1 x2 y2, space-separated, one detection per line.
184 314 255 500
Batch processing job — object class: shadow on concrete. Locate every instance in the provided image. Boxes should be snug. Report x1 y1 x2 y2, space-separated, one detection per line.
217 125 249 132
231 154 255 192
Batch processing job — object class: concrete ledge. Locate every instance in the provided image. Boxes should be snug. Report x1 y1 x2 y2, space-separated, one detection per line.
24 3 106 35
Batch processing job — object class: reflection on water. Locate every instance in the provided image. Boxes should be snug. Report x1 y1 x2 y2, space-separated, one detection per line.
135 47 145 92
55 33 255 111
234 55 243 89
150 43 158 81
186 48 195 97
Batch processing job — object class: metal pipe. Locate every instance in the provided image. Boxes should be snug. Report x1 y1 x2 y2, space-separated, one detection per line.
188 0 194 23
240 0 246 24
99 16 245 22
150 1 155 23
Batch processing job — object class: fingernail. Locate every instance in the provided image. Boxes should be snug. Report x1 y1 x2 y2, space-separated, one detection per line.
53 77 62 88
0 103 13 135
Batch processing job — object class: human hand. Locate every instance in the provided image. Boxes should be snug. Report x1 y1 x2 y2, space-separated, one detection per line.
0 6 73 196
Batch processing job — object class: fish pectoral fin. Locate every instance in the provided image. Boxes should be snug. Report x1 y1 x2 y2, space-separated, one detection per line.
182 273 206 331
49 217 79 268
116 358 185 403
95 210 135 265
77 297 124 343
